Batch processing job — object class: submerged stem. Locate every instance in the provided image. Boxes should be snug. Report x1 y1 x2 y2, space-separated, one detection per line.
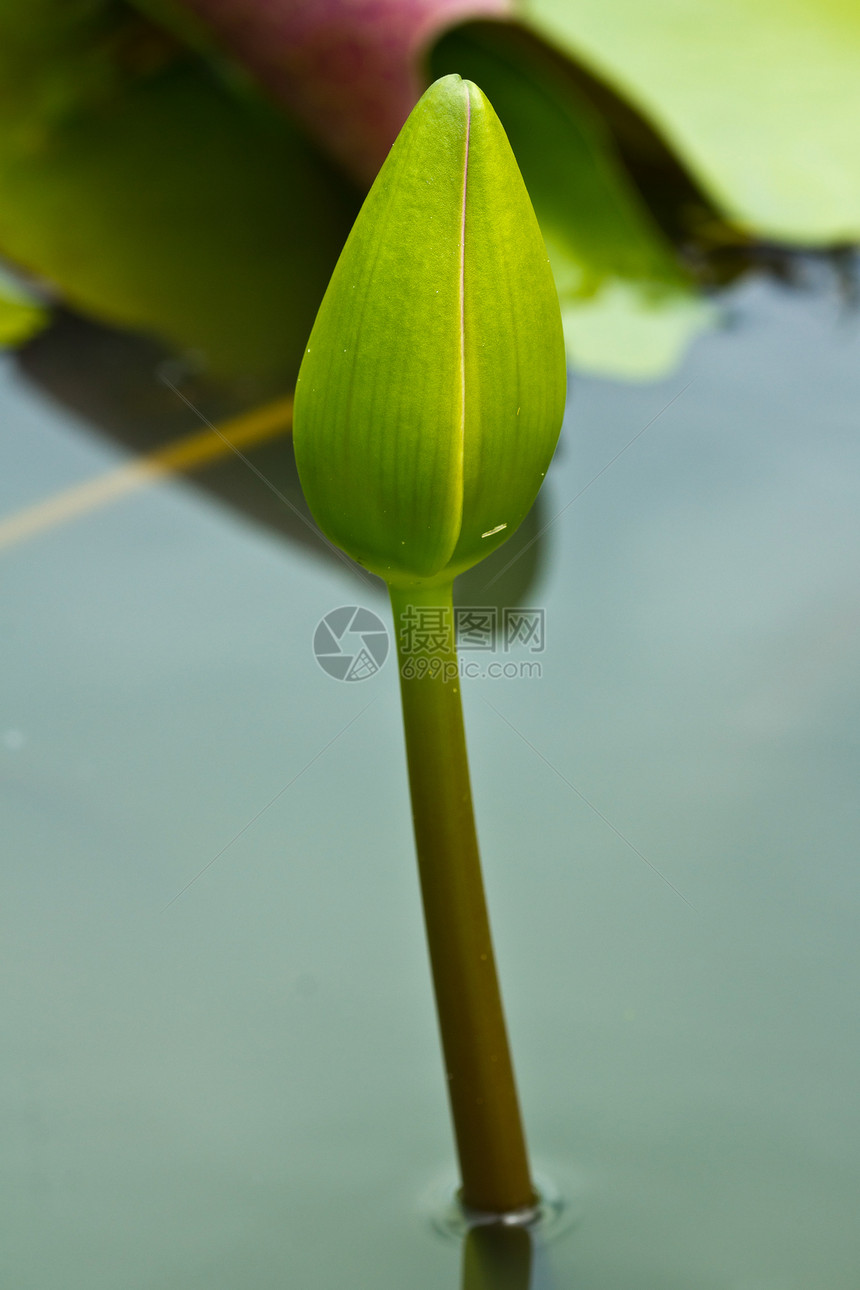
389 580 535 1214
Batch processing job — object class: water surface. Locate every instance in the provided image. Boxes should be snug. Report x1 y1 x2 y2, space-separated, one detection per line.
2 271 859 1288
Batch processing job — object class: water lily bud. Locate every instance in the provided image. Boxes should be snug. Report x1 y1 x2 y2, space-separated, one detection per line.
293 73 566 589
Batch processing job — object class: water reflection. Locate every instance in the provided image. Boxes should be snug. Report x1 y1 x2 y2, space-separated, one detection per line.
4 254 859 1290
461 1223 533 1290
14 311 548 608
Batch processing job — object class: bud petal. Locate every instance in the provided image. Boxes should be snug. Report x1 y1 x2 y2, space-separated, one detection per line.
293 73 566 588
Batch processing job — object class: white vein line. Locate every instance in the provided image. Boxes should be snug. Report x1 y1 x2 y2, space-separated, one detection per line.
457 81 471 541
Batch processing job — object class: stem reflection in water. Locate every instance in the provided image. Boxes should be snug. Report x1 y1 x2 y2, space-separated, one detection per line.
461 1223 533 1290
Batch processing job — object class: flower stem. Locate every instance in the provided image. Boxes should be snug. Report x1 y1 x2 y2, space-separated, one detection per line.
389 580 535 1214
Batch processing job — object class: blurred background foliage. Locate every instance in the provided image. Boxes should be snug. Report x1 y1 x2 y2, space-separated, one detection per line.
1 0 858 385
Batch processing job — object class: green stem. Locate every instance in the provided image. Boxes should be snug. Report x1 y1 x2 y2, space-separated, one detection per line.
389 580 535 1214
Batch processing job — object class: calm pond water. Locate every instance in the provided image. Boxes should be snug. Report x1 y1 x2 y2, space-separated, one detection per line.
2 269 859 1289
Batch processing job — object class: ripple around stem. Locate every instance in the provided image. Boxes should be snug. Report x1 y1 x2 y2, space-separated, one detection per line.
422 1167 582 1245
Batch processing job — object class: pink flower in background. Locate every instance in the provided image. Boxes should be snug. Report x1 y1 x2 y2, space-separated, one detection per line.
178 0 513 181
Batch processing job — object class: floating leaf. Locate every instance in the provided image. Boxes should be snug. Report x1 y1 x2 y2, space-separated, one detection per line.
528 0 860 242
430 21 709 378
0 1 357 377
0 271 49 347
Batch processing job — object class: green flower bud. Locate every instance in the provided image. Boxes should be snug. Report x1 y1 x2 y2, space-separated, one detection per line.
293 73 566 589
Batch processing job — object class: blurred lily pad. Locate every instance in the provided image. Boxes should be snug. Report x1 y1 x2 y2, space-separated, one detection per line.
0 0 357 378
430 22 710 378
528 0 860 242
0 267 49 346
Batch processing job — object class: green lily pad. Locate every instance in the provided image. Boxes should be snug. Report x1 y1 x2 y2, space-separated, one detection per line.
0 267 49 346
430 22 709 378
0 1 357 377
528 0 860 242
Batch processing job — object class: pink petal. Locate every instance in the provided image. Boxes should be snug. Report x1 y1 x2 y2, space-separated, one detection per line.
178 0 513 181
